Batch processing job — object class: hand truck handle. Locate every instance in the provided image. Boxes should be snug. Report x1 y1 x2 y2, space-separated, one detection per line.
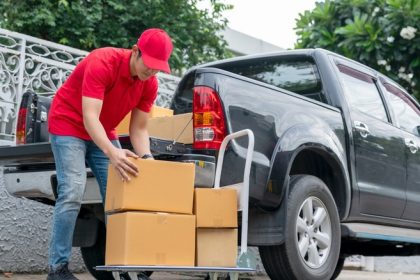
214 129 254 255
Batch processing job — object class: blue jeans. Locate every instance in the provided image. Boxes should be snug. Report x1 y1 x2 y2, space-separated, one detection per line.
48 134 120 269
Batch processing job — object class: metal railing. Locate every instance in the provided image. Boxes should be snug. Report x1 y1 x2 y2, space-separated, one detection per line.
0 28 180 145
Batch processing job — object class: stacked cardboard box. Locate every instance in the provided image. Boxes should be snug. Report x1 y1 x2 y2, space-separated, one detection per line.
194 188 238 267
105 158 196 266
105 159 194 214
116 105 174 135
108 111 239 268
116 106 194 145
147 113 193 144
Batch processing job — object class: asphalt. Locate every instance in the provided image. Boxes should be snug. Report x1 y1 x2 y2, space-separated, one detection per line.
1 271 420 280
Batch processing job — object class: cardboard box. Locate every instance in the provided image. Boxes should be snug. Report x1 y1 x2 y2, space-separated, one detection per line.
194 188 238 228
116 113 131 135
105 159 195 214
116 105 174 135
106 212 196 266
146 115 174 141
150 106 174 118
148 113 193 144
196 228 238 267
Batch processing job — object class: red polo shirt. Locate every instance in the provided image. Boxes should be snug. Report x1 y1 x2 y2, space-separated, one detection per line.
48 47 158 140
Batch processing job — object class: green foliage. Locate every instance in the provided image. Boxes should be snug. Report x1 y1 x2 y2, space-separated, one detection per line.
0 0 233 74
295 0 420 98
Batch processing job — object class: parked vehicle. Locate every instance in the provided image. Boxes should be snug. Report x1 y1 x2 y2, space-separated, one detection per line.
2 48 420 280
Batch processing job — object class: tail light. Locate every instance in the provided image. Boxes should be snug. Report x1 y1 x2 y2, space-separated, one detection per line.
193 86 226 149
16 91 36 145
16 108 27 145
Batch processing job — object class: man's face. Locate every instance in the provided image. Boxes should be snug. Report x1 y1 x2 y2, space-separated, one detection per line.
133 51 159 81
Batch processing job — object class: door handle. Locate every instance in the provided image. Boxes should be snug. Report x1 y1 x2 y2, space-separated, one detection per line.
405 138 418 154
354 121 370 138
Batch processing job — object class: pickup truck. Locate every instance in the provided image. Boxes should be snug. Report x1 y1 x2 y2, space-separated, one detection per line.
2 48 420 280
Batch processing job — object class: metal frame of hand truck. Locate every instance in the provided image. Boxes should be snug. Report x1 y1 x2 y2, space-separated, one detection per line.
96 129 256 280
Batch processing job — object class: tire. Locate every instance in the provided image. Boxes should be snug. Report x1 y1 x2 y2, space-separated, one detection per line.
331 256 345 280
259 175 341 280
81 222 114 280
80 221 152 280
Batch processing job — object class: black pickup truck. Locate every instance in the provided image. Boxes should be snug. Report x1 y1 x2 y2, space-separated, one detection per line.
2 48 420 280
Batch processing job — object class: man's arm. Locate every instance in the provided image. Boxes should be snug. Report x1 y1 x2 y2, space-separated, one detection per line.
82 96 139 181
129 108 153 158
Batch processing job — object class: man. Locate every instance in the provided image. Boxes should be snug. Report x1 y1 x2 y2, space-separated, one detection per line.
46 28 173 280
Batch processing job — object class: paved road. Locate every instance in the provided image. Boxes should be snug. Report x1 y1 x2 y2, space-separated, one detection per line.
1 271 419 279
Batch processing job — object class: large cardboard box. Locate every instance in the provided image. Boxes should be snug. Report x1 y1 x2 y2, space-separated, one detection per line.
146 115 175 142
194 188 238 228
196 228 238 267
116 105 174 135
148 113 193 144
150 106 174 118
106 212 196 266
116 113 131 135
105 159 195 214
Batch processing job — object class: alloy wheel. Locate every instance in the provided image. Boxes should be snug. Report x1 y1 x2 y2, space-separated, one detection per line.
295 196 332 269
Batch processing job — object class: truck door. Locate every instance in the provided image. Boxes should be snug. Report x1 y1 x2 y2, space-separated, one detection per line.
381 81 420 221
336 63 406 218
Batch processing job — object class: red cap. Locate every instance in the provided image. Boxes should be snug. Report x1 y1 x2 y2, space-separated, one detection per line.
137 28 173 73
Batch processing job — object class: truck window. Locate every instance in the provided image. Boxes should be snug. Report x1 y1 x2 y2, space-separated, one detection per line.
337 64 388 122
216 56 325 103
383 82 420 135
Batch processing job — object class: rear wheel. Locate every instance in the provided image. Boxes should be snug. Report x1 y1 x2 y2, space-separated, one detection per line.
259 175 341 280
80 222 114 280
80 221 152 280
331 256 345 280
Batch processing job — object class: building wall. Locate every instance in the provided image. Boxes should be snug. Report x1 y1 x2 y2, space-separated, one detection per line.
220 27 283 55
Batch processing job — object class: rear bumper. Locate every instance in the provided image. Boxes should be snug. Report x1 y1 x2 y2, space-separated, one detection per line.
4 169 55 200
3 168 102 204
165 154 216 188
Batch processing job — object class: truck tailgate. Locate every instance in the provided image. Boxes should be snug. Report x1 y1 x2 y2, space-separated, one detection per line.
0 142 53 166
0 135 162 166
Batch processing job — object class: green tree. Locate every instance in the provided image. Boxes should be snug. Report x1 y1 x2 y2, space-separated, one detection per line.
295 0 419 98
0 0 233 74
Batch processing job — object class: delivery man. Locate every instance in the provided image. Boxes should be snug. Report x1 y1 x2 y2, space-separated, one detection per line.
46 28 173 280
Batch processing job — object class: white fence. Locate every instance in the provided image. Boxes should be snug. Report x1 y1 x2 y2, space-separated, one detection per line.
0 28 180 145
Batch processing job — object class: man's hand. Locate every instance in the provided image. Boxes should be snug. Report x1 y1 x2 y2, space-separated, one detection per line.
108 147 139 182
82 96 138 182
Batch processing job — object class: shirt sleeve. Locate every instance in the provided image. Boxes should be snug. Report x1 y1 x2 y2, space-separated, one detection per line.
81 52 112 100
136 76 158 113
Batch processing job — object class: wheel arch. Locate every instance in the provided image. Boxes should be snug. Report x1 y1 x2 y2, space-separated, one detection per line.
267 143 350 220
288 147 349 220
249 143 351 246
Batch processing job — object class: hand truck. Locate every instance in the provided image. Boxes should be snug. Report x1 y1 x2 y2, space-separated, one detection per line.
96 129 257 280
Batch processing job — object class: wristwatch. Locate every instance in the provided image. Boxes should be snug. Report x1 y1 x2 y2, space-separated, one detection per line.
141 153 154 159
